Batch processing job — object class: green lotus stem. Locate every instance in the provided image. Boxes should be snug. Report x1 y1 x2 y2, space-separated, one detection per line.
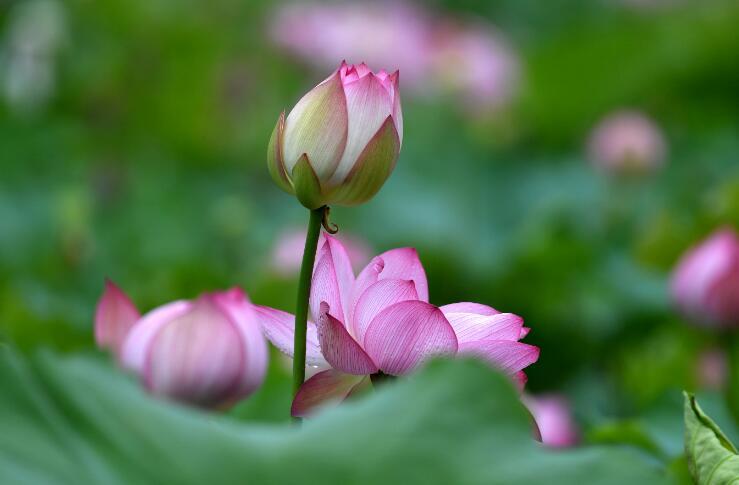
293 206 325 401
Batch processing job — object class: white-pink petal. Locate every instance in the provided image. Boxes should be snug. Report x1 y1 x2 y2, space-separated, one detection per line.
363 301 457 376
253 305 327 367
351 278 418 343
310 235 355 325
316 303 378 375
439 302 499 316
213 289 268 397
291 369 368 418
143 297 244 408
443 312 524 343
120 300 193 374
329 72 394 186
458 340 540 375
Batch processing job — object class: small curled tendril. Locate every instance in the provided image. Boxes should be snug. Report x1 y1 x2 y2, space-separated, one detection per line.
321 206 339 234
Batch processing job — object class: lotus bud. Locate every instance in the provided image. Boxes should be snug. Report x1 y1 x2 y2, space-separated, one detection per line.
587 110 666 174
95 283 268 408
268 61 403 209
671 227 739 328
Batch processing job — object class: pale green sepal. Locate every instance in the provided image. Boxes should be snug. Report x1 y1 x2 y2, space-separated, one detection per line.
292 154 325 209
684 392 739 484
328 115 400 207
267 111 294 194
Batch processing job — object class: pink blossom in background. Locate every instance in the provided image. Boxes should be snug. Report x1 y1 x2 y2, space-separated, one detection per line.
431 21 520 113
269 1 434 90
695 348 728 391
269 1 521 112
271 229 372 277
524 394 579 448
95 281 268 408
587 110 667 173
671 227 739 328
255 234 539 417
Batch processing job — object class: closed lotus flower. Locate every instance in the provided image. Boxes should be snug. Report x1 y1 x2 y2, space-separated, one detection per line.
254 235 539 417
524 394 580 448
95 280 268 408
268 61 403 209
671 228 739 327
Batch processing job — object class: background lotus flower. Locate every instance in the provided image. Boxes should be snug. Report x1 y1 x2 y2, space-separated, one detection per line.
524 394 579 448
671 227 739 327
695 348 728 391
270 228 372 277
587 110 667 174
431 21 520 113
269 1 434 91
255 235 539 417
95 282 268 408
268 62 403 209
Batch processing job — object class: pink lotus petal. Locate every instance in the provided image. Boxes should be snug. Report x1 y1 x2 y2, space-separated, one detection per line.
354 248 429 307
253 305 327 367
519 327 531 338
291 369 368 418
213 288 268 397
524 394 580 448
144 297 244 408
120 300 193 374
514 371 528 391
458 340 540 375
310 235 355 325
329 71 394 186
439 302 499 316
317 303 378 375
95 279 141 357
364 301 457 376
351 278 419 343
390 71 403 142
443 312 523 343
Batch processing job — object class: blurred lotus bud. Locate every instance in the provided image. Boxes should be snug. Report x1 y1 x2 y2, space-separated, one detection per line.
96 283 267 408
268 62 402 209
431 22 520 114
671 228 739 328
695 349 728 391
524 394 579 448
587 110 667 174
269 1 433 91
271 228 372 277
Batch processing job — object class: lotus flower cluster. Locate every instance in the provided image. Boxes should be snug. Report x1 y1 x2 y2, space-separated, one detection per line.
255 235 539 416
95 280 267 408
269 61 403 209
671 227 739 328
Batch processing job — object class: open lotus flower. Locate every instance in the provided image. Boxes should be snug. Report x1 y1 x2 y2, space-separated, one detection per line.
95 280 268 408
671 227 739 327
254 235 539 417
268 61 402 209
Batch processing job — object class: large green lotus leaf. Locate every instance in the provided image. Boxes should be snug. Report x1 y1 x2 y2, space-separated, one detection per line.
684 393 739 484
0 347 670 485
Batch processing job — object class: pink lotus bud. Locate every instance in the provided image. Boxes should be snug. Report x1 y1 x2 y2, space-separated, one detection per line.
671 228 739 328
524 394 579 448
270 228 372 277
95 283 267 408
587 110 667 174
268 61 402 209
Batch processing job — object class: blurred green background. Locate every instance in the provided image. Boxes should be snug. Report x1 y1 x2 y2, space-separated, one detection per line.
1 0 738 480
